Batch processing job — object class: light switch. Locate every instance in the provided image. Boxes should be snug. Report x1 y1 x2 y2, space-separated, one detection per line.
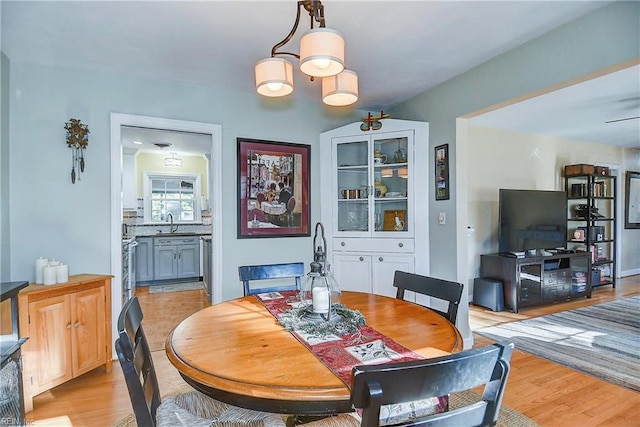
438 212 446 225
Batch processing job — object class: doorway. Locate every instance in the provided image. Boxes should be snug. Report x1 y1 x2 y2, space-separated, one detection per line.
110 113 223 341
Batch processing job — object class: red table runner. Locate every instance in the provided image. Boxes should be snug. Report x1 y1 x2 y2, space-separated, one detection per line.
257 290 425 387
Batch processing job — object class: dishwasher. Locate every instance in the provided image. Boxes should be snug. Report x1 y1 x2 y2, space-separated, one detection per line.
122 239 138 303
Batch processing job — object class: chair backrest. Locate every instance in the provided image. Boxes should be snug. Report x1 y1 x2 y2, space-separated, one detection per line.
393 270 463 324
115 296 160 427
287 197 296 213
238 262 305 296
249 208 266 223
351 341 514 427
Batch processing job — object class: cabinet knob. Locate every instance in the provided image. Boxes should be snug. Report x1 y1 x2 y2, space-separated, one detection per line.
66 323 71 330
359 256 364 261
398 242 404 248
74 322 79 328
379 257 384 262
341 241 346 247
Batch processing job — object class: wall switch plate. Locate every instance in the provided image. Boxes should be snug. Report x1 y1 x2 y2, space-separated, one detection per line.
438 212 446 225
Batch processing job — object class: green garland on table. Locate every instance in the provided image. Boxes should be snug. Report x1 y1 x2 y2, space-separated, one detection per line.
278 304 366 338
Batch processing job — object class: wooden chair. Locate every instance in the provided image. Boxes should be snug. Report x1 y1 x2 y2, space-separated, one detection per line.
393 270 463 324
238 262 305 296
303 341 514 427
115 296 285 427
249 208 267 223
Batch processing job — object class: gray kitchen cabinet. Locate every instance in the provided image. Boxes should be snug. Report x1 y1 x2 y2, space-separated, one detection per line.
135 237 154 283
153 236 200 281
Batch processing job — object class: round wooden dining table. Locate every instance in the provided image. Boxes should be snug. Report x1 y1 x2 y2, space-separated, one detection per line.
165 291 463 415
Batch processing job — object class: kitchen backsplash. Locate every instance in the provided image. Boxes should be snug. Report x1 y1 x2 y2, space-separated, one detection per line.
122 198 212 237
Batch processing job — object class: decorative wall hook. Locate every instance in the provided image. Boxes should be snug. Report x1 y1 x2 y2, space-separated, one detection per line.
360 111 391 131
64 118 89 183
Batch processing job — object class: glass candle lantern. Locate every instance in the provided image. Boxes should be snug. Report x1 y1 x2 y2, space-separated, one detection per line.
300 223 342 322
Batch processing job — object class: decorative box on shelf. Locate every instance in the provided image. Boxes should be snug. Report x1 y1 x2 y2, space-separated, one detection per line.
564 164 595 177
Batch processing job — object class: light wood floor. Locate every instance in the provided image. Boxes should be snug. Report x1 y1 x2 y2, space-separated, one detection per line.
26 277 639 426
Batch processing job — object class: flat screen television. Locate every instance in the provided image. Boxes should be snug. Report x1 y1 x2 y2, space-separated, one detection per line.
498 189 567 253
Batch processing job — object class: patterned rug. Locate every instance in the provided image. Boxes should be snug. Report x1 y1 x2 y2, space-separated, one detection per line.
148 281 205 294
476 296 640 391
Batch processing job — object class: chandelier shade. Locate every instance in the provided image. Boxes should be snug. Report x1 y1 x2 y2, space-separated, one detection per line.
254 0 357 106
255 58 294 97
322 69 358 106
299 28 345 78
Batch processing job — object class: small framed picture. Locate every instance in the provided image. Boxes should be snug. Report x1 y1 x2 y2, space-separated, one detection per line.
435 144 449 201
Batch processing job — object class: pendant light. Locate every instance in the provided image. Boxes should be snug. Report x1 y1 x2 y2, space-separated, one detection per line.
254 1 357 106
322 69 358 107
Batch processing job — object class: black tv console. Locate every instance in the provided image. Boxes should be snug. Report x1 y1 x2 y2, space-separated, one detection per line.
480 252 591 313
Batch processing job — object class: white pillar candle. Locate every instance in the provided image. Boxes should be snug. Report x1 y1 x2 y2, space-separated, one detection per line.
35 257 48 284
56 264 69 283
312 287 330 314
43 266 57 285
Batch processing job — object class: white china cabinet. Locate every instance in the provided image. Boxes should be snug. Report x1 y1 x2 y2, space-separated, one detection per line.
320 120 429 298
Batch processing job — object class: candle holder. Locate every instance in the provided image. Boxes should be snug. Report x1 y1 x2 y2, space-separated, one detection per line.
300 222 342 322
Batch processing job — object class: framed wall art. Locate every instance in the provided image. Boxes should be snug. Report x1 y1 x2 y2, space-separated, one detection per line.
237 138 310 238
435 143 449 201
625 171 640 229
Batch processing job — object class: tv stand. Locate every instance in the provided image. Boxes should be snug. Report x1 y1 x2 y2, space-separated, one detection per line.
480 251 591 313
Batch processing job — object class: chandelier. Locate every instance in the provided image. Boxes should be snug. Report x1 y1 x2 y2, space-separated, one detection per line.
165 153 182 168
254 1 358 107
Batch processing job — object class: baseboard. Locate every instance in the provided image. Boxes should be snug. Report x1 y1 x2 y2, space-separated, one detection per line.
620 268 640 277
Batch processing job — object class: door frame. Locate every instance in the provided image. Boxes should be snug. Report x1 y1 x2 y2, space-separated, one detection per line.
109 113 223 342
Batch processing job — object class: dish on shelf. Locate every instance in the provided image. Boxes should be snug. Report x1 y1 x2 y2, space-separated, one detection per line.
385 192 402 197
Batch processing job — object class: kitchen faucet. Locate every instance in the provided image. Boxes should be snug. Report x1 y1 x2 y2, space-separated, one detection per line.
167 213 178 233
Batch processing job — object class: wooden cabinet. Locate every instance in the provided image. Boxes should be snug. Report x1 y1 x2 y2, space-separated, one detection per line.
18 274 112 412
153 235 200 281
320 120 429 296
480 253 590 313
135 236 154 283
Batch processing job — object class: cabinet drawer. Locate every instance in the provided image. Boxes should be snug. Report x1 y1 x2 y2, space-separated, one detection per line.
333 238 414 253
154 236 199 246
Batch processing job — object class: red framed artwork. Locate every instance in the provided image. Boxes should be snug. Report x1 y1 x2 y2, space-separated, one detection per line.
237 138 311 238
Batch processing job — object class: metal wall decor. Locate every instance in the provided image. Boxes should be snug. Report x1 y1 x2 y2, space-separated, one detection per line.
65 118 89 183
360 111 390 131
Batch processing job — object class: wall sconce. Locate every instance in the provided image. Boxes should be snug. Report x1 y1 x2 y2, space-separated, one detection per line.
361 111 391 131
255 0 358 106
165 153 182 168
64 118 89 184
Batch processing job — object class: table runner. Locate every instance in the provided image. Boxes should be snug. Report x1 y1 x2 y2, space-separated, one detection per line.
256 291 426 387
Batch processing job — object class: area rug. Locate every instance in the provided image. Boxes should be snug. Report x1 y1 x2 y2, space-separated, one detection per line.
476 296 640 392
114 389 538 427
148 281 205 294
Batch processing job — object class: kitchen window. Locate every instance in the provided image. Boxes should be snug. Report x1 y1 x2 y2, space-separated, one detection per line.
143 172 202 224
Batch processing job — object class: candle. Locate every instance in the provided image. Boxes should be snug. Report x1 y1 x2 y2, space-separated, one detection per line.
312 287 330 314
43 266 56 285
35 257 48 284
56 264 69 283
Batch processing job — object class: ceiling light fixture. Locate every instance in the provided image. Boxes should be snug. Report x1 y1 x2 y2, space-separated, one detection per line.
255 0 358 107
165 152 182 168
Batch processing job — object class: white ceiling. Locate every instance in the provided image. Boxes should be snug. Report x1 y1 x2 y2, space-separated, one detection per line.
3 0 638 152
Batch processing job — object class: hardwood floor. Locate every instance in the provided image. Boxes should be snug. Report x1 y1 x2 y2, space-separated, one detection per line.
26 277 639 426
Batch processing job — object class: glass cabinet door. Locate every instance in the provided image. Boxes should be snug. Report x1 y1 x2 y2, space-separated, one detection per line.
333 131 413 236
372 134 410 234
335 137 369 232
